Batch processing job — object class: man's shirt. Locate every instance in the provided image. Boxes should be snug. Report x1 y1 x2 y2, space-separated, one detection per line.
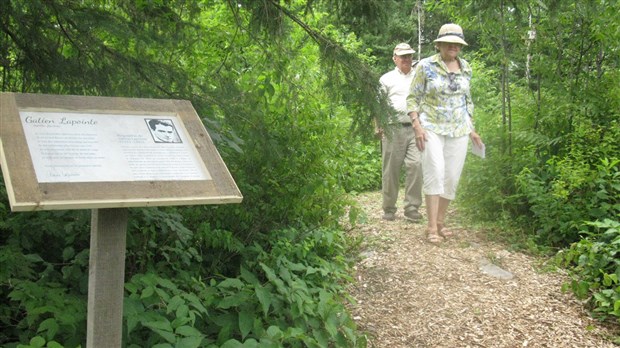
380 67 415 124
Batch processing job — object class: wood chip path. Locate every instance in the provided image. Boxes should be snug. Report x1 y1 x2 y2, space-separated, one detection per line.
347 191 618 348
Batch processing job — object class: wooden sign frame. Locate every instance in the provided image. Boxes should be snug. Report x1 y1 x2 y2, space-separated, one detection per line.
0 92 243 211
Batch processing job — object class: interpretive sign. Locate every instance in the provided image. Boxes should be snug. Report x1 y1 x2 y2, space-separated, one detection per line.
0 92 243 348
0 92 242 211
21 111 210 183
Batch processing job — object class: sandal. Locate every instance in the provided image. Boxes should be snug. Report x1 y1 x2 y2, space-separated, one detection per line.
438 228 453 238
437 223 453 238
427 232 444 244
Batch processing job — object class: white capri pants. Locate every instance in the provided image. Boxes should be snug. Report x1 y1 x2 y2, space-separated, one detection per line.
422 130 469 200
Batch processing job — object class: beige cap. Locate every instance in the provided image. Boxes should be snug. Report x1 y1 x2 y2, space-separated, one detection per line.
393 43 415 55
433 23 468 46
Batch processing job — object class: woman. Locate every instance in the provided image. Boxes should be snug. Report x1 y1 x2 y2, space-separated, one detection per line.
406 23 483 243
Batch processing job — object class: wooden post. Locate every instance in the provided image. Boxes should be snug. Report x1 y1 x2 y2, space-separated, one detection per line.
87 208 128 348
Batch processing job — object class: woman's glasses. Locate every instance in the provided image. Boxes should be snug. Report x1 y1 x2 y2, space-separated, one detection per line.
448 73 459 91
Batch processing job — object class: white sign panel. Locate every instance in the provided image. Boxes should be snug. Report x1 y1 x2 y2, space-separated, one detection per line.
20 111 211 183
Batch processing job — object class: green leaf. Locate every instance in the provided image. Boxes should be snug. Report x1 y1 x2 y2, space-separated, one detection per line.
254 285 272 316
143 319 173 331
171 316 191 329
266 325 282 340
305 267 318 275
240 267 259 285
218 278 244 290
220 339 244 348
218 294 245 309
594 292 611 307
317 290 332 318
285 261 306 272
24 254 44 263
151 328 177 344
239 308 254 339
37 318 59 340
141 286 155 299
155 287 171 302
126 315 140 336
283 327 304 339
313 327 329 347
259 263 276 281
240 338 259 348
157 277 177 290
144 319 175 343
124 297 145 316
168 295 184 312
124 297 145 334
125 282 138 294
47 341 64 348
260 263 285 293
175 325 203 337
324 312 339 338
185 293 208 315
256 337 279 348
152 344 174 348
603 273 618 286
176 336 204 348
176 304 190 319
62 247 75 261
29 336 46 348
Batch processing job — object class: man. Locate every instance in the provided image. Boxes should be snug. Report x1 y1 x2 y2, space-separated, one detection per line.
148 119 178 143
376 43 423 221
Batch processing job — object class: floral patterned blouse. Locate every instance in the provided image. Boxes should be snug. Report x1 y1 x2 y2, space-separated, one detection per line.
406 53 474 137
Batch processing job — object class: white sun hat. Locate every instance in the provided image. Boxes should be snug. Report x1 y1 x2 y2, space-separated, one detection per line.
433 23 468 46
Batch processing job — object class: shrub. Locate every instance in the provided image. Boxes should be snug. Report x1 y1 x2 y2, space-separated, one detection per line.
515 157 619 246
122 227 365 347
561 219 620 323
338 140 381 193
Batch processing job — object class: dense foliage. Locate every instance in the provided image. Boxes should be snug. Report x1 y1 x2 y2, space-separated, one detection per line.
1 0 619 346
561 219 620 322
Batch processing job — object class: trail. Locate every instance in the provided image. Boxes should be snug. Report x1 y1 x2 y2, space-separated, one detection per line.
347 191 617 348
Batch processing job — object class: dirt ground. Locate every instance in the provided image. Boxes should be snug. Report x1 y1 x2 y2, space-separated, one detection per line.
346 191 618 348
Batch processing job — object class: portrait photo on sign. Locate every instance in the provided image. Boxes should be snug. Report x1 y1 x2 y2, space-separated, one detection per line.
145 118 182 143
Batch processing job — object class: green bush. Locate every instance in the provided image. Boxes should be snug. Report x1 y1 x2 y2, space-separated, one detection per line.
338 140 381 193
561 219 620 323
1 212 365 347
0 203 90 347
122 227 365 347
515 157 619 246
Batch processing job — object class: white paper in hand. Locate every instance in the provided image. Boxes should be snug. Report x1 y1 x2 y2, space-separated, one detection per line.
471 142 485 159
465 116 485 158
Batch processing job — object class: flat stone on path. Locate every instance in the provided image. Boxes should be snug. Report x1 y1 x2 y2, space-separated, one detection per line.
479 258 515 280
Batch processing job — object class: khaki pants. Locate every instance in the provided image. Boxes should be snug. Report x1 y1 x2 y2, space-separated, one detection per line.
381 124 423 214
